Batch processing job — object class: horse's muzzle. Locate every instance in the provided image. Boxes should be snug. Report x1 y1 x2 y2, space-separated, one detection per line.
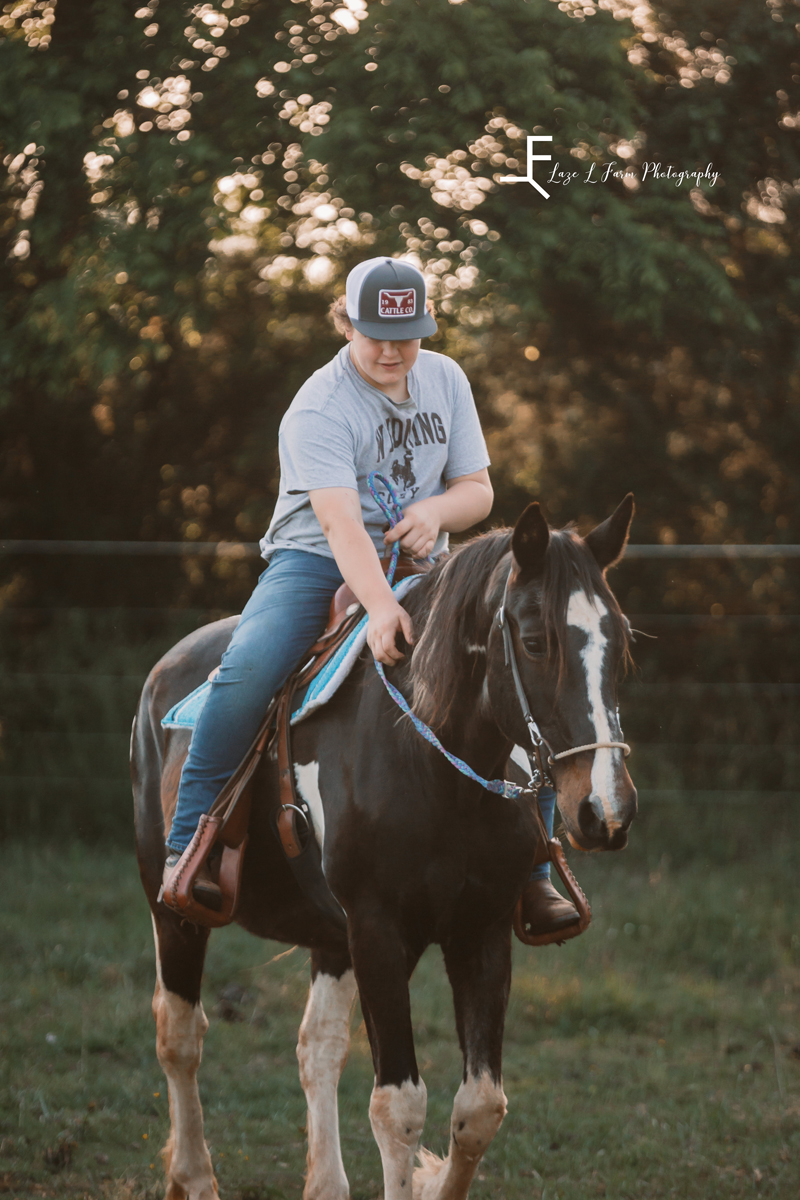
571 788 637 851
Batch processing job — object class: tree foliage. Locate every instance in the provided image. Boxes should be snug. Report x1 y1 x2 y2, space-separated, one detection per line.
0 0 798 615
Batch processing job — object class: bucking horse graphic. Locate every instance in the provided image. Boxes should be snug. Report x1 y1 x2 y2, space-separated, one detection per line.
390 448 417 495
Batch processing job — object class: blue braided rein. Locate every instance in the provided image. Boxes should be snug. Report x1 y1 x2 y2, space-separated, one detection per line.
367 471 530 801
366 470 403 587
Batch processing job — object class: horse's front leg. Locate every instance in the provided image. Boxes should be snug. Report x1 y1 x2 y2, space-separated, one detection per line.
413 921 511 1200
297 949 357 1200
348 911 427 1200
151 912 219 1200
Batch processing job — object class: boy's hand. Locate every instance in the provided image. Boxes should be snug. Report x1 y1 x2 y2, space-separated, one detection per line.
367 599 415 665
384 499 440 559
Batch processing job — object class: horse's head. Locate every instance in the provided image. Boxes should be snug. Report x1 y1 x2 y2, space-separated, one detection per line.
485 498 637 852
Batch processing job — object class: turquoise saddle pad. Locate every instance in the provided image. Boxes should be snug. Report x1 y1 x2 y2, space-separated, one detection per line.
161 575 422 731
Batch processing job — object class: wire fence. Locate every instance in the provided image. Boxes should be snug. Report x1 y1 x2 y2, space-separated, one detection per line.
1 542 798 841
3 540 800 558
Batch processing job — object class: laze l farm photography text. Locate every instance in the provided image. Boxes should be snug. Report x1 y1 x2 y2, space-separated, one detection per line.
546 160 722 188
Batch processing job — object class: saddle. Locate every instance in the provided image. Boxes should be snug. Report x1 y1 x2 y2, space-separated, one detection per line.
160 553 428 928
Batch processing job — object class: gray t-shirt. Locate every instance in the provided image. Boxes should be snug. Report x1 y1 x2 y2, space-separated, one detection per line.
260 345 490 560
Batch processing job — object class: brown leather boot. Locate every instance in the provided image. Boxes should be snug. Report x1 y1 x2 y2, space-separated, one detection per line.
160 851 223 914
517 877 580 938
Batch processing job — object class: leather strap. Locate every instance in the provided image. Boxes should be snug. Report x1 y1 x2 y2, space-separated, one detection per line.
160 813 247 929
160 688 281 926
215 716 273 844
276 689 304 857
274 679 348 929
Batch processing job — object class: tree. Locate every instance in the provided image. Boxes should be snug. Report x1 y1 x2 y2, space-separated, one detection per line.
0 0 796 601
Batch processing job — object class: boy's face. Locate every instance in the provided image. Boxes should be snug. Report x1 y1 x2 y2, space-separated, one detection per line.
346 327 420 394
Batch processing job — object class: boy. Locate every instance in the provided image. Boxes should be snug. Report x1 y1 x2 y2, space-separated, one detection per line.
163 256 577 936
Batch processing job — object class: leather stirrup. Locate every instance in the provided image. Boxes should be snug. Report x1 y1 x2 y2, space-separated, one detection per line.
159 814 247 928
513 791 592 947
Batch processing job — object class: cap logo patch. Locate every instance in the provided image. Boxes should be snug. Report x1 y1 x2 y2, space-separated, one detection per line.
378 288 416 318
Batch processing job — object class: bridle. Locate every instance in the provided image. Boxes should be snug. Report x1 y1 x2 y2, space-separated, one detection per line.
495 568 630 786
367 470 630 802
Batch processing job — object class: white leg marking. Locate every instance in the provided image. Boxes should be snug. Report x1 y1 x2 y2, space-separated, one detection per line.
370 1078 427 1200
295 759 325 846
151 921 218 1200
413 1073 507 1200
566 589 623 830
297 969 357 1200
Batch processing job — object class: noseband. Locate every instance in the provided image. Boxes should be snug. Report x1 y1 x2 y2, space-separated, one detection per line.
495 569 631 772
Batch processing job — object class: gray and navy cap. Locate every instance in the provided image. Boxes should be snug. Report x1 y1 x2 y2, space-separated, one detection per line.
345 257 438 340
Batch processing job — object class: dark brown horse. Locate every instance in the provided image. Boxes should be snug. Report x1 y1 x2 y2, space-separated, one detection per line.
132 498 637 1200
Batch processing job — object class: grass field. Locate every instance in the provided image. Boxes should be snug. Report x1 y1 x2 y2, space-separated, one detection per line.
1 799 799 1200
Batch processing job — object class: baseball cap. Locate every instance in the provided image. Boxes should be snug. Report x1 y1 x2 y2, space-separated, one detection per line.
345 257 438 340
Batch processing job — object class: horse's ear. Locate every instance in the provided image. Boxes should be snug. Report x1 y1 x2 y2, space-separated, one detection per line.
585 494 635 572
512 502 550 577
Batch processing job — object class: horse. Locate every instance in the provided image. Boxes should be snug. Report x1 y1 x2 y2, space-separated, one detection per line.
131 496 637 1200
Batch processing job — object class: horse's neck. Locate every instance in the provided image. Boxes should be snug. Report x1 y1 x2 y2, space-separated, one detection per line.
386 555 512 773
453 702 512 781
412 641 510 778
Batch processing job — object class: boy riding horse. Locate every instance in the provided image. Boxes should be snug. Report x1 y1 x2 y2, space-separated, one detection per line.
162 256 579 938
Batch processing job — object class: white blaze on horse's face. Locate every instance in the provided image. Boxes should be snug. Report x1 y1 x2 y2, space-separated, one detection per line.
566 588 625 832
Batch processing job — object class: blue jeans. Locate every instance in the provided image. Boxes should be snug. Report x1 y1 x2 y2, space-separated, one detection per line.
530 788 556 881
167 549 344 853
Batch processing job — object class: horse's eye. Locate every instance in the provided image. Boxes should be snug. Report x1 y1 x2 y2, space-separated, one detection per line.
522 638 545 658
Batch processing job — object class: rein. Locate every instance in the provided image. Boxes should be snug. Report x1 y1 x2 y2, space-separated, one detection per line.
368 472 532 800
366 472 629 801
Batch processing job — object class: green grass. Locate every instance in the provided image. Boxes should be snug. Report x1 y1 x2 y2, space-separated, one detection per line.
1 802 799 1199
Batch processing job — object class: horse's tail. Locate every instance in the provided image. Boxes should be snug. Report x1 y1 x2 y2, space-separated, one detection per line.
131 616 240 904
131 667 173 900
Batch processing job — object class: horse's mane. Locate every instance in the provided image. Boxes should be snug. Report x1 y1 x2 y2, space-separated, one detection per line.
403 524 630 732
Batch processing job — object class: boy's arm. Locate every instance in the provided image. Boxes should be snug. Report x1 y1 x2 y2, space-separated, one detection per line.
385 468 493 559
309 487 414 666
